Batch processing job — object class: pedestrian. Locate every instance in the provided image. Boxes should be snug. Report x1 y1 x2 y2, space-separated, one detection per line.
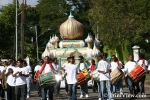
0 62 5 100
88 59 98 92
5 59 16 100
40 56 54 100
64 56 79 100
124 54 139 98
110 55 124 95
23 61 32 99
13 59 29 100
97 53 113 100
52 58 61 97
78 56 89 98
136 53 148 94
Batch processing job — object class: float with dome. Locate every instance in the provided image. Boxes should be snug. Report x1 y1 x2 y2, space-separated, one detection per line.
41 12 102 87
41 12 101 66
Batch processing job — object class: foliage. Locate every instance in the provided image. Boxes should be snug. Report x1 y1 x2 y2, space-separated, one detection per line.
88 0 150 61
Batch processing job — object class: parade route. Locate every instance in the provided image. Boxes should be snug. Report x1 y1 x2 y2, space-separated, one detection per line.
28 83 150 100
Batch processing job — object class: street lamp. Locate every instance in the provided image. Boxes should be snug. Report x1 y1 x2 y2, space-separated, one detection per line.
34 26 51 61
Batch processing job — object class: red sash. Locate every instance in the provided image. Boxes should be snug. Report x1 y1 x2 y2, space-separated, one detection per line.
34 62 53 81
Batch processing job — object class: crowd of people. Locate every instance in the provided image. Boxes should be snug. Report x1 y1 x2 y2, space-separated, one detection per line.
0 53 150 100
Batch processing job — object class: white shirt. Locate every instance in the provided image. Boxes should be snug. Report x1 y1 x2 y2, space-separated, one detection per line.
110 61 122 72
79 63 88 70
0 66 5 84
25 66 32 81
6 65 16 86
137 59 148 70
42 64 53 74
52 63 60 71
124 61 137 73
34 65 42 72
148 64 150 71
65 63 79 84
97 60 110 81
13 67 28 86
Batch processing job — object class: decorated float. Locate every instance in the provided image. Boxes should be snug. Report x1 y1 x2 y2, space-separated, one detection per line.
42 12 101 65
41 12 102 87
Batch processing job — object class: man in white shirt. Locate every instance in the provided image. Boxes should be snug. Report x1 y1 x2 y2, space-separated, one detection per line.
64 56 79 100
23 61 32 99
110 55 124 95
34 60 43 96
13 59 29 100
52 58 61 97
61 57 70 94
136 53 148 94
148 64 150 73
40 56 54 100
97 53 113 100
78 56 89 98
5 59 16 100
124 54 138 98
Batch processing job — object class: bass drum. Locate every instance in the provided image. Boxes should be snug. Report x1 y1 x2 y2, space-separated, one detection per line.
128 65 146 82
90 70 100 82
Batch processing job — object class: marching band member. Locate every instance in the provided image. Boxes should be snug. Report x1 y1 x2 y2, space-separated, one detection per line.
34 60 43 96
52 58 61 97
13 59 29 100
124 54 138 98
88 59 98 92
97 53 112 100
64 56 79 100
5 59 16 100
61 57 70 94
78 56 89 98
110 55 124 95
23 61 32 99
136 53 148 94
40 56 54 100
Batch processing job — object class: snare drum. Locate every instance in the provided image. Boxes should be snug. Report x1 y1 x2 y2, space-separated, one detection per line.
90 70 100 82
128 65 146 82
110 67 123 85
39 72 56 88
77 69 90 85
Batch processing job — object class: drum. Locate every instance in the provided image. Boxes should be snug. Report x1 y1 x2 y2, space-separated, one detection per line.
38 72 56 88
90 70 100 82
128 65 146 82
77 69 90 85
110 67 123 85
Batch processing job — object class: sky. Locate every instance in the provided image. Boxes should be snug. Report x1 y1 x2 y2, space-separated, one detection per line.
0 0 38 7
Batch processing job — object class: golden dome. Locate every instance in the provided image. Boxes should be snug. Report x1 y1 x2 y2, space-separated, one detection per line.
60 12 84 40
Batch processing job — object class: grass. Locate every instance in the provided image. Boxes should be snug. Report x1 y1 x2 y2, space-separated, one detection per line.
146 73 150 81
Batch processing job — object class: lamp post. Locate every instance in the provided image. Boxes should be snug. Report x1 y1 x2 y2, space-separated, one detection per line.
34 26 51 61
15 0 18 61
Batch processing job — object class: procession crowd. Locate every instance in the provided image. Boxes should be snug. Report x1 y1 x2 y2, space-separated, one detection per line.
0 53 150 100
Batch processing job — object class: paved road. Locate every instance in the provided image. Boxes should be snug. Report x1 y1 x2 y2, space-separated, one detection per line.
28 83 150 100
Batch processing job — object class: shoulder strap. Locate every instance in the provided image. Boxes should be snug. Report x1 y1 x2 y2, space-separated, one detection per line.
116 61 120 67
94 63 98 70
39 62 46 74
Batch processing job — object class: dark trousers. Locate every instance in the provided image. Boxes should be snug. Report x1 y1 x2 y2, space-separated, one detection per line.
127 77 138 95
54 81 61 96
15 84 27 100
68 84 77 100
41 86 54 100
137 75 146 93
0 84 4 98
65 79 68 93
7 84 15 100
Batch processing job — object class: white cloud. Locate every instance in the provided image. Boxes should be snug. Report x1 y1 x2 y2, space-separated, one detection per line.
0 0 38 7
